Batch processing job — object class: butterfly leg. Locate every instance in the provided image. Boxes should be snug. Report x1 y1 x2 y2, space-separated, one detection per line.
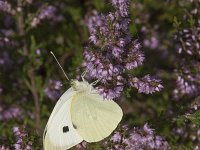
91 77 102 86
81 71 87 82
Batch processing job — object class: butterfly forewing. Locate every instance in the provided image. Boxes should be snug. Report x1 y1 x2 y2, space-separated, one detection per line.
43 88 83 150
71 92 123 142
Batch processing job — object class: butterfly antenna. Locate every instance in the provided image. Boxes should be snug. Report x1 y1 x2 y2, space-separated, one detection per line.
50 51 70 81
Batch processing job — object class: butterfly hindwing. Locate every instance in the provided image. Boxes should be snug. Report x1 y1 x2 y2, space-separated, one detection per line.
43 88 83 150
71 92 123 142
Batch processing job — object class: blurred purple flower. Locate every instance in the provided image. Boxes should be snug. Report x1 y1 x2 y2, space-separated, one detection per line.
25 0 32 5
194 145 199 150
173 0 200 100
76 141 87 150
0 37 17 49
31 5 64 27
111 0 129 17
13 126 32 150
143 36 160 49
104 123 169 150
133 1 162 51
83 0 162 99
0 145 10 150
173 75 199 99
44 79 62 101
0 106 23 121
0 1 11 13
173 123 200 147
129 75 163 94
127 123 169 150
38 6 57 19
175 21 200 56
0 51 13 69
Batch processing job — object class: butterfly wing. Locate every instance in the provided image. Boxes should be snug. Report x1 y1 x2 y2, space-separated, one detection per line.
71 92 123 142
43 88 83 150
43 88 74 143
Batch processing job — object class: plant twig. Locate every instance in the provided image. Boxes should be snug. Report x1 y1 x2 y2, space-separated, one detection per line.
17 0 41 134
28 69 42 134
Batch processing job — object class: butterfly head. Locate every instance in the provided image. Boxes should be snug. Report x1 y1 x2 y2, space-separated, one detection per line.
70 79 92 92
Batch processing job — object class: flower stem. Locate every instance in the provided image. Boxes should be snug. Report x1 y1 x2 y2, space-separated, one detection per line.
17 0 41 135
28 69 42 134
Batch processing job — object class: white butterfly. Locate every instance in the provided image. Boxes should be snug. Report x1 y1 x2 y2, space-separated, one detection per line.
43 52 123 150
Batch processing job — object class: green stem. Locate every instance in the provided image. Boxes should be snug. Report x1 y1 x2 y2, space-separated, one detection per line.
17 0 41 134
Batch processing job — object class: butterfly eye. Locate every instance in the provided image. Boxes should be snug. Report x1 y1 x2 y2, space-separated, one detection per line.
63 126 69 133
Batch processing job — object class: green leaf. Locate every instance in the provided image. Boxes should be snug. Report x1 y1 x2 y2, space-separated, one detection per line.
173 16 181 28
184 110 200 127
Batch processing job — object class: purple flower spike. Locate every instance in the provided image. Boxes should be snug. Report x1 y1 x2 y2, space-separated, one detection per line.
104 124 169 150
0 1 12 13
83 0 162 100
13 126 32 150
44 79 62 101
0 106 23 121
111 0 129 17
129 75 163 94
31 5 64 27
0 145 10 150
174 1 200 100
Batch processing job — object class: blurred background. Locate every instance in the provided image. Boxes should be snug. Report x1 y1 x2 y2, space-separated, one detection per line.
0 0 200 149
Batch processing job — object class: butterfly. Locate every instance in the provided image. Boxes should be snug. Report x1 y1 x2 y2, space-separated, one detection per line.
43 52 123 150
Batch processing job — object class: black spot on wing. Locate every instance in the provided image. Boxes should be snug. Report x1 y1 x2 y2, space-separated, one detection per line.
63 126 69 133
